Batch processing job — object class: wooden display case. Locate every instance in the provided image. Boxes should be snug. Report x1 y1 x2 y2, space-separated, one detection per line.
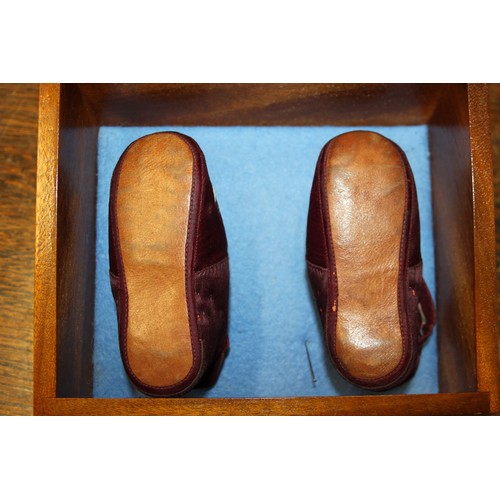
34 83 499 415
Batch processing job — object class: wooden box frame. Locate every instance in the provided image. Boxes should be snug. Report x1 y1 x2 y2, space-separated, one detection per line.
34 83 499 415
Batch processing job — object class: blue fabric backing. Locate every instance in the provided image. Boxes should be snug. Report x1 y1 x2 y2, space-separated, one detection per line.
94 125 437 398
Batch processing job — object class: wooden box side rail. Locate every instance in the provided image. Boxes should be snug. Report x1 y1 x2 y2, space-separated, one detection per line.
78 83 443 127
429 83 477 393
34 84 60 410
468 84 499 413
55 85 98 397
41 393 491 416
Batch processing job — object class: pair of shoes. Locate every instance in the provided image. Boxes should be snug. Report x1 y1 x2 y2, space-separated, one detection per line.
108 130 436 397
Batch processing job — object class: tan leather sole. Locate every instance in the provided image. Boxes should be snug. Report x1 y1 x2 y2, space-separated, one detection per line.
116 133 194 388
325 131 406 380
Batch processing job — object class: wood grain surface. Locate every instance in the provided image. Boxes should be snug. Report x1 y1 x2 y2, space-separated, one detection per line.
489 85 500 348
40 393 491 416
77 83 443 126
1 83 500 415
0 84 38 415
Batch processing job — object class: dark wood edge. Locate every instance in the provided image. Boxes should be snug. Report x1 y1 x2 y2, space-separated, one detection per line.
33 84 61 412
468 84 500 413
56 85 99 397
78 83 443 127
37 393 491 416
428 83 477 392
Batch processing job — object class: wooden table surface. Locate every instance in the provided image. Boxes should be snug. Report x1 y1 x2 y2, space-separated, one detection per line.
1 83 499 416
0 84 38 415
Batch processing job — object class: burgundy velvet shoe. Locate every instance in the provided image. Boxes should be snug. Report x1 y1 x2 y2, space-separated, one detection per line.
306 131 435 391
108 132 229 397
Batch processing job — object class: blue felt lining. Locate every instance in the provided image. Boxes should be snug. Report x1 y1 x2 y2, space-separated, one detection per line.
93 125 437 398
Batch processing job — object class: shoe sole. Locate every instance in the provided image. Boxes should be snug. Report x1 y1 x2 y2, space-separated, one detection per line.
325 131 406 381
115 132 195 389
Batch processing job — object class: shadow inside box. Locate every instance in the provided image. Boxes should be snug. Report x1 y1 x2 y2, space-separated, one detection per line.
93 125 438 399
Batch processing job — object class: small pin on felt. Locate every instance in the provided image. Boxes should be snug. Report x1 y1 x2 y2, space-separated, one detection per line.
304 340 317 387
